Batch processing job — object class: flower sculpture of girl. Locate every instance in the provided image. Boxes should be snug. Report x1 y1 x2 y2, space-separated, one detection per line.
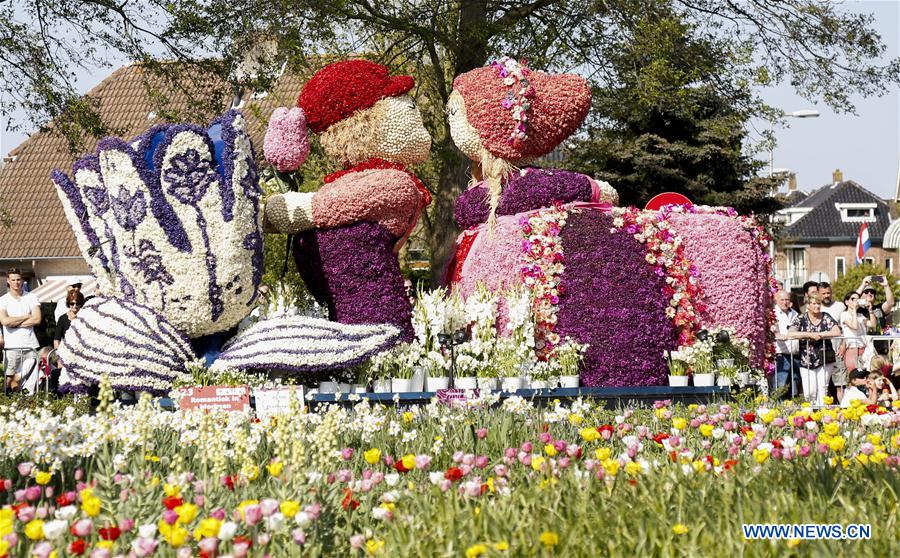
445 57 772 386
263 60 432 342
51 110 401 394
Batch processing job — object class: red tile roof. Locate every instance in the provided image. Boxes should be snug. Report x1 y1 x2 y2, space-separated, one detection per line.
0 63 306 259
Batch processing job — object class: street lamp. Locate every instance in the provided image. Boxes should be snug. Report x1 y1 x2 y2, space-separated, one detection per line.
770 109 820 177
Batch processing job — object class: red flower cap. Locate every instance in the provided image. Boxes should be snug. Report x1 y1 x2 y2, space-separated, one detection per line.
298 60 415 133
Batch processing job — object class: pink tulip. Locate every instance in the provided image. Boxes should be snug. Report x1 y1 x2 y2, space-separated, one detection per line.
198 537 219 553
211 508 226 521
340 448 354 460
539 433 552 444
304 503 321 520
293 528 307 545
132 538 158 557
474 456 489 469
349 535 366 549
260 499 279 517
462 454 475 466
244 505 262 526
90 548 111 558
16 506 35 522
475 428 488 439
25 485 42 501
521 442 533 452
415 455 432 470
17 462 33 477
72 518 93 537
799 446 812 458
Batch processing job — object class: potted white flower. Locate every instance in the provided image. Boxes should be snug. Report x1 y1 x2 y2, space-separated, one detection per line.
555 339 586 388
665 350 689 387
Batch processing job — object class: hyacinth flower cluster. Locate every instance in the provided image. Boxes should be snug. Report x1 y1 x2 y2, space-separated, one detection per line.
0 393 899 556
609 206 705 348
50 111 401 394
661 204 776 373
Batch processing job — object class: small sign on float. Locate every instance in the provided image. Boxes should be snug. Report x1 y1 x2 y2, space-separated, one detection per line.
178 385 251 412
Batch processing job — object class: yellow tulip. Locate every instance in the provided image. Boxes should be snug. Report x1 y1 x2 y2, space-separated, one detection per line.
24 519 44 540
672 523 688 535
544 444 558 457
539 531 559 547
828 436 846 452
34 471 52 485
364 448 382 465
82 496 101 517
823 422 839 436
580 428 600 443
595 447 611 461
752 449 769 463
266 461 284 477
163 483 180 497
568 414 583 426
401 454 416 471
196 517 222 539
672 417 687 430
466 544 488 558
280 500 301 518
531 456 546 472
699 424 714 437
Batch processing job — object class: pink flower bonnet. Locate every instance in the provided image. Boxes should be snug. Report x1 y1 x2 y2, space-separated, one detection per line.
452 60 591 161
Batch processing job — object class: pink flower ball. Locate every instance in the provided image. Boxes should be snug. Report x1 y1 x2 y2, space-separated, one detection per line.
263 107 310 172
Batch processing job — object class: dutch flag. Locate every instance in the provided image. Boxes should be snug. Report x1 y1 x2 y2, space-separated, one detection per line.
856 222 871 264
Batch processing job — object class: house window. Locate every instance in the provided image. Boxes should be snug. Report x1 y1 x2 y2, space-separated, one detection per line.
863 257 875 266
887 258 893 274
835 257 846 279
836 203 877 223
787 248 806 289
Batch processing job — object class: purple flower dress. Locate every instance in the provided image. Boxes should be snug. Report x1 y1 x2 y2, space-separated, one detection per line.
449 168 677 386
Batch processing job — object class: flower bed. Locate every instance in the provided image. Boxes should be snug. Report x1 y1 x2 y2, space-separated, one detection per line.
1 393 897 557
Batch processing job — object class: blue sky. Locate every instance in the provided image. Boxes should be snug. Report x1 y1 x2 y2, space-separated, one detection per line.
756 1 899 200
2 1 898 200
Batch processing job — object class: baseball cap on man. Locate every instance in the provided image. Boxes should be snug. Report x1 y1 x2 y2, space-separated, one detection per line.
862 286 877 295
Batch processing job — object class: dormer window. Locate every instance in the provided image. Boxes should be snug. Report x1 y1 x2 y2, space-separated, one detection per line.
835 203 876 223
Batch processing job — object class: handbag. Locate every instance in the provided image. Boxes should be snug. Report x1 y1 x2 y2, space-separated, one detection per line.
823 341 837 364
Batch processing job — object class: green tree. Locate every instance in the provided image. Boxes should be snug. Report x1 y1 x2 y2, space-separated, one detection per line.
831 263 897 305
2 0 898 280
564 9 781 215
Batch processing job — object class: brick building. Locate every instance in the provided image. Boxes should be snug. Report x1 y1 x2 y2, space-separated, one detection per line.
773 170 894 289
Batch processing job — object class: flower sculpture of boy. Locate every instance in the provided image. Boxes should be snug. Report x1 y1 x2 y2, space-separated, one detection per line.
52 110 401 394
263 60 432 342
446 57 772 387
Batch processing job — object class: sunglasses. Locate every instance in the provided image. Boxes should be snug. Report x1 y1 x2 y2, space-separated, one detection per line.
67 303 82 308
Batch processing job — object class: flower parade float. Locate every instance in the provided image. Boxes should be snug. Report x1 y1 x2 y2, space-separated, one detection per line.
50 110 401 394
445 58 774 388
263 60 432 342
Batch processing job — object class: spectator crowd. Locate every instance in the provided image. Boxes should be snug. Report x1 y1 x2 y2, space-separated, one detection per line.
773 276 900 407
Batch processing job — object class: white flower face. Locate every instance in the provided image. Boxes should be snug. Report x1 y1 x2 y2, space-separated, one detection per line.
376 95 432 165
446 90 484 161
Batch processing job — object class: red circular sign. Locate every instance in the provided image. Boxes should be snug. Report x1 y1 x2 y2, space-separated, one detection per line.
644 192 693 211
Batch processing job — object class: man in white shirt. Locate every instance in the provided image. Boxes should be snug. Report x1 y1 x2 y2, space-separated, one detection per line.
0 269 42 393
817 281 847 395
772 290 799 399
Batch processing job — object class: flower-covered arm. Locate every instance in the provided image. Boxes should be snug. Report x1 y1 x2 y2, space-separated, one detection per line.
265 169 421 236
312 169 422 236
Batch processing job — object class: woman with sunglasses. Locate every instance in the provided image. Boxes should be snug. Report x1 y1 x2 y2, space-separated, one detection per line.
53 291 84 349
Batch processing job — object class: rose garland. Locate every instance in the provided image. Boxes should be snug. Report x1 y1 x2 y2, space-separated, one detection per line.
490 57 535 148
660 204 777 375
609 206 705 347
518 203 570 359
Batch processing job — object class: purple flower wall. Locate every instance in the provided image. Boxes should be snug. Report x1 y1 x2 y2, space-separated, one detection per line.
556 211 677 386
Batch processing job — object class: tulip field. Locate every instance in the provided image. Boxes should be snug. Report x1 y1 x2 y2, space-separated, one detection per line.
1 388 898 557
